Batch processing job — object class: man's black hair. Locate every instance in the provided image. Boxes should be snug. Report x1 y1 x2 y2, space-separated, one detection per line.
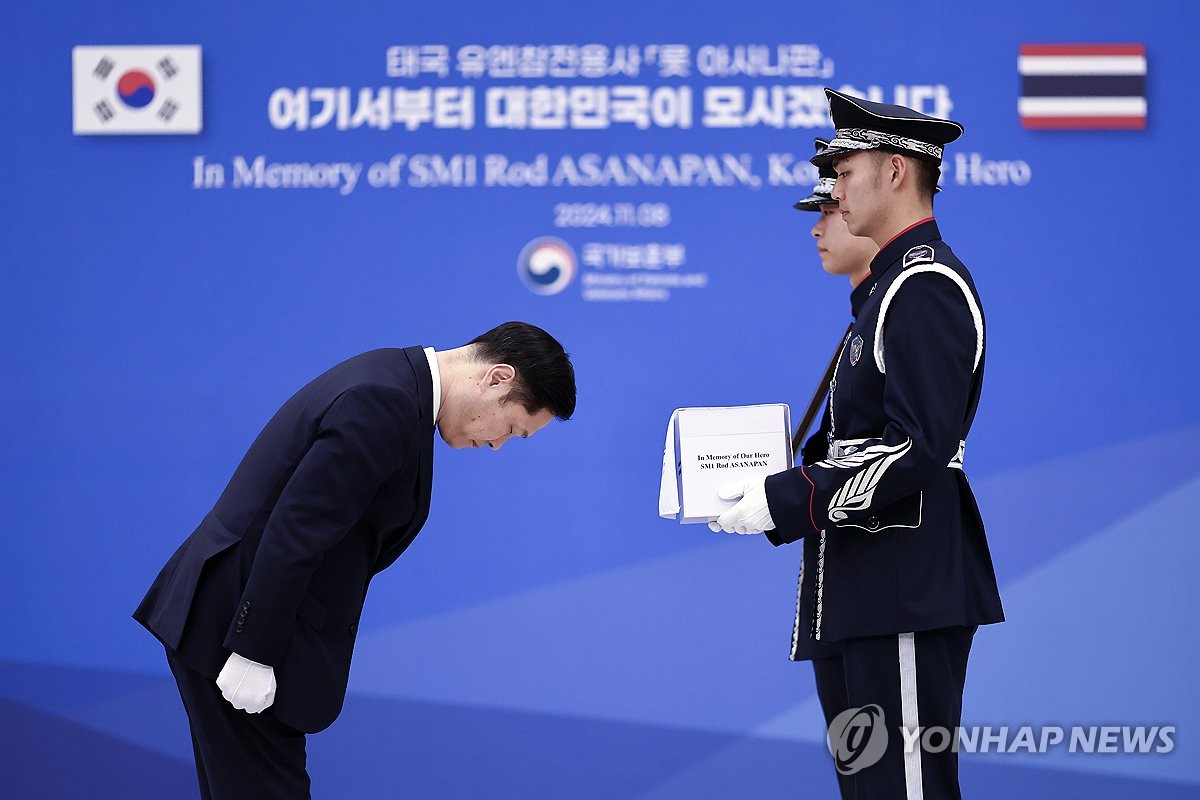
909 155 941 203
469 321 576 420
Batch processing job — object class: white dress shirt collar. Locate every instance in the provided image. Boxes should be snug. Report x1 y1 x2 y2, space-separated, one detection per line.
423 347 441 422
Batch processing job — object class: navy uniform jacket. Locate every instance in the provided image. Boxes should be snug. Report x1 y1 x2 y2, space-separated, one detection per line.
134 347 435 733
766 219 1003 644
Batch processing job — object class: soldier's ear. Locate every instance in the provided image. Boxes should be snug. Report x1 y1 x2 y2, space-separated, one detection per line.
888 154 909 189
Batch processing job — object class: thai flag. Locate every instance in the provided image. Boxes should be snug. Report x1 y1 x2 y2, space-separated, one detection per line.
1018 43 1146 130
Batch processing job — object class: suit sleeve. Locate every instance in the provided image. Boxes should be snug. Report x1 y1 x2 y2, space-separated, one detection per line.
224 384 416 665
765 271 979 545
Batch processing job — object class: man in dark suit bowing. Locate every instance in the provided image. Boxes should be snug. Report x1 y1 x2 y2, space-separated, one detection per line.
134 321 576 799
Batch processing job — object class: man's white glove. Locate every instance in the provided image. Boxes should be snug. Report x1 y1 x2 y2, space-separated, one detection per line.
708 476 775 535
216 652 277 714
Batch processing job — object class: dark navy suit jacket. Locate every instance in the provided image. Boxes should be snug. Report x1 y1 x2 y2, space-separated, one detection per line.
135 346 435 733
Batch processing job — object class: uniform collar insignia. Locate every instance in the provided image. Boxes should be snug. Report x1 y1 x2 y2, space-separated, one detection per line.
903 245 935 269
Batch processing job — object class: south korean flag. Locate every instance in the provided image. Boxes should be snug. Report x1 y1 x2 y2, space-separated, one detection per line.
72 45 202 135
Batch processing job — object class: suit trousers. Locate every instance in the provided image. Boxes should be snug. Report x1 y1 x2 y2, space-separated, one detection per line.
166 648 312 800
837 626 976 800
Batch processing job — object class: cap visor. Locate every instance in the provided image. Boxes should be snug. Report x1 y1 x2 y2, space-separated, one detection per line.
810 144 860 168
794 195 835 211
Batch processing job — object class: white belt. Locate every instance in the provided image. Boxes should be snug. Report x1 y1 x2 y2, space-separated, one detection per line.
830 438 965 470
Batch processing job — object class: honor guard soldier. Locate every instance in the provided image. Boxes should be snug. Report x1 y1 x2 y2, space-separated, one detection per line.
713 90 1004 799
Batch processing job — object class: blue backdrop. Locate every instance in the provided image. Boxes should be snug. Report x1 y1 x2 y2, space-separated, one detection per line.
2 2 1198 797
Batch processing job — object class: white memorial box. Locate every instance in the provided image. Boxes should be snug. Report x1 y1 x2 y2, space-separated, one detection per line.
659 404 793 524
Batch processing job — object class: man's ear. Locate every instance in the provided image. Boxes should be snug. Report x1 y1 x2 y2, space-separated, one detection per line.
483 363 516 389
889 154 913 191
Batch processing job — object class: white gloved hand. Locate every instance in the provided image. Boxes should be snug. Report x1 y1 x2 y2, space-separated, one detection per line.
216 652 277 714
708 476 775 534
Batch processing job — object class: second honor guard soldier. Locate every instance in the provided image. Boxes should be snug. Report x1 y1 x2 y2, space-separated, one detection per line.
713 91 1004 798
791 138 876 800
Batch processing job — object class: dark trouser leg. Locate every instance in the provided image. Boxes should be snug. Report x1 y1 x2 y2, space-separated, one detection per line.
185 721 213 800
812 653 855 800
839 627 975 800
166 648 312 800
